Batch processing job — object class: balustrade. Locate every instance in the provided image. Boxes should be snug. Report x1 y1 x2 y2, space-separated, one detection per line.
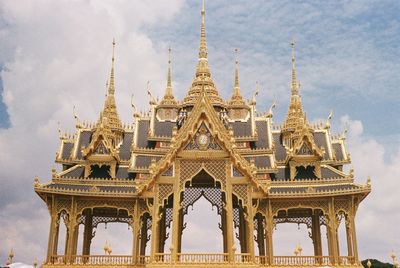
178 253 229 263
46 254 357 266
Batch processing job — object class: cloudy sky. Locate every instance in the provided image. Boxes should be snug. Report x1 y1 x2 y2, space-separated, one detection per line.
0 0 399 265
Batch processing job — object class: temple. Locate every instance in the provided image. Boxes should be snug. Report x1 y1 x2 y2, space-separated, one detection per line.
34 2 371 267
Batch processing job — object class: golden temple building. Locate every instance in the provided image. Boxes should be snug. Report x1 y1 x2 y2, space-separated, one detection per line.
34 1 371 267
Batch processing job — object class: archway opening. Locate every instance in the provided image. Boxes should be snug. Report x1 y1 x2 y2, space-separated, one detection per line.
180 169 224 253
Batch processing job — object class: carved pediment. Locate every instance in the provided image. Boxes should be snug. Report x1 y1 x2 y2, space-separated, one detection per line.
184 123 222 151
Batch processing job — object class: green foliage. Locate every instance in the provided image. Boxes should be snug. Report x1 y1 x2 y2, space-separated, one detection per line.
361 259 394 268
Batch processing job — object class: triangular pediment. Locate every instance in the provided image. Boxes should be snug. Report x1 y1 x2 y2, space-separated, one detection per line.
82 129 119 161
140 87 266 195
292 130 324 160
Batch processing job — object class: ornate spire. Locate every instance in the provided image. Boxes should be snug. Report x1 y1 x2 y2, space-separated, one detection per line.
183 0 223 107
108 38 116 96
160 47 177 105
195 0 211 78
282 39 307 138
291 38 298 96
229 48 245 106
199 0 207 60
96 39 123 142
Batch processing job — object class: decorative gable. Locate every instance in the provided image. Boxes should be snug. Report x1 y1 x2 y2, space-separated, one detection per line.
184 123 222 151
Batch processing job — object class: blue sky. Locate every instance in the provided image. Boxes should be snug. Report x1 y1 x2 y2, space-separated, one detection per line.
0 0 399 265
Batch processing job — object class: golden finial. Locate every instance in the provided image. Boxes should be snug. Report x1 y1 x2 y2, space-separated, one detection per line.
9 248 15 263
234 48 239 90
366 259 372 268
147 81 156 105
166 47 173 94
252 81 259 103
73 105 81 127
108 38 116 96
291 38 298 95
199 0 207 59
33 258 38 268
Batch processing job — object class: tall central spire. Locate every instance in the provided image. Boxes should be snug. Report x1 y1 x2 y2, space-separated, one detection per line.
108 38 116 96
195 0 211 78
199 0 207 59
291 39 298 96
183 0 223 107
98 39 122 136
282 39 307 139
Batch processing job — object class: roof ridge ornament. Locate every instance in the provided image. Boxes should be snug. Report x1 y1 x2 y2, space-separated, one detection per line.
160 47 177 105
229 48 245 106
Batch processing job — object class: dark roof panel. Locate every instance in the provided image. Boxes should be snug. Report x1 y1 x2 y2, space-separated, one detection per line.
60 166 85 178
119 133 133 161
314 132 329 160
76 131 92 159
332 143 345 161
137 120 150 148
135 155 162 168
154 120 175 137
254 121 269 149
321 166 345 179
273 133 287 161
245 156 271 169
272 167 290 181
230 121 252 137
61 142 74 160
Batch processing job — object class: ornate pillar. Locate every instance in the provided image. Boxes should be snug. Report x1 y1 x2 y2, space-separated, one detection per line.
345 215 353 259
246 189 255 260
265 201 274 265
171 175 182 262
71 223 79 256
140 214 149 257
238 207 248 253
221 208 228 253
327 199 339 264
82 209 93 256
132 200 140 264
46 213 59 263
158 206 167 253
311 211 322 257
150 185 160 261
256 214 266 257
349 213 359 262
177 209 184 253
225 182 235 262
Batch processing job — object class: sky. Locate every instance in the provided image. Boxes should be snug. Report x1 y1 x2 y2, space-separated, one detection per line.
0 0 399 265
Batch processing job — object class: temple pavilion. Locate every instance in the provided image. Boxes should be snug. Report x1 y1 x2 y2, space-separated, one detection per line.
34 1 371 267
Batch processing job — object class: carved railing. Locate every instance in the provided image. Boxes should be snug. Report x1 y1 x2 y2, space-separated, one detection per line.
49 255 66 264
72 255 133 265
254 255 269 265
137 255 150 265
177 253 229 263
339 256 356 265
47 254 355 266
154 253 172 263
272 256 333 266
234 253 252 263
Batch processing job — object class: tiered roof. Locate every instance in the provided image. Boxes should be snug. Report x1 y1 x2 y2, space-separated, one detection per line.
34 1 370 201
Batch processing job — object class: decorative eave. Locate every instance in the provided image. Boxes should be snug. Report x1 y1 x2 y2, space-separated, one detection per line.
268 183 371 199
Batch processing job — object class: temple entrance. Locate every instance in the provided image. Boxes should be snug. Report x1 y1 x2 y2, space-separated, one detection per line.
180 169 225 253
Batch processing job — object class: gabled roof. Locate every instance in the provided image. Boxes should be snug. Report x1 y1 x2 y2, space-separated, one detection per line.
139 85 266 194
